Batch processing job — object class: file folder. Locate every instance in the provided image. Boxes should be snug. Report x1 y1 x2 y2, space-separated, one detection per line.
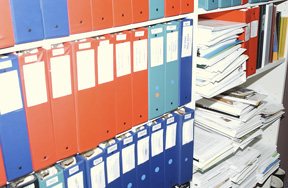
0 54 33 181
165 0 180 17
218 0 231 8
178 19 193 106
131 0 149 23
100 139 122 188
9 0 44 44
163 114 180 188
90 0 113 30
148 118 165 188
114 32 133 134
40 0 70 39
70 38 99 153
0 146 6 186
116 132 137 188
18 48 57 171
95 36 117 142
180 0 194 14
132 125 150 188
163 22 180 113
80 147 106 188
112 0 132 27
9 174 39 188
148 25 165 120
58 155 87 188
198 0 218 10
36 165 65 188
149 0 164 20
131 28 149 126
175 107 194 185
0 0 14 49
67 0 92 34
46 43 78 160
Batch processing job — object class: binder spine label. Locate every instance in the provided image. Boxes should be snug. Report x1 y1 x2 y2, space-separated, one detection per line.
67 171 83 188
137 136 149 165
25 55 37 63
183 21 190 27
150 37 164 67
99 40 110 46
151 129 164 157
245 23 251 42
167 117 175 124
116 42 131 77
46 176 59 187
151 28 163 34
133 39 148 72
167 32 179 62
91 162 105 188
122 144 135 174
152 123 161 131
116 34 127 41
181 26 193 58
97 44 114 84
184 113 191 119
107 144 117 154
135 31 145 37
182 119 194 145
123 137 133 145
106 152 120 183
79 42 91 50
165 123 177 150
251 20 259 38
93 157 103 166
0 60 12 69
69 165 79 175
167 25 177 30
138 129 147 138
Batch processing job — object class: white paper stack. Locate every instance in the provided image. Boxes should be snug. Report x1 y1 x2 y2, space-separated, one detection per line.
196 19 248 98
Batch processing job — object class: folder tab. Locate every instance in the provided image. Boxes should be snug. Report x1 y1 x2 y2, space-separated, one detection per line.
0 54 33 181
46 43 78 161
91 0 113 30
149 0 164 20
40 0 70 39
165 0 180 17
131 28 149 126
180 0 194 14
67 0 92 34
0 146 6 186
18 48 57 171
0 0 14 49
9 174 39 188
131 0 149 23
9 0 44 44
36 165 65 188
112 0 132 27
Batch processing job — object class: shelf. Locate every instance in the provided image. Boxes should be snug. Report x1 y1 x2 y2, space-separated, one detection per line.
247 58 286 79
197 0 285 15
0 13 194 55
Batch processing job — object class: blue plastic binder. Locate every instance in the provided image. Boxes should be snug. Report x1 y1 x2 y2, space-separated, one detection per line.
178 19 193 106
0 54 33 181
132 125 150 188
198 0 218 10
148 24 165 120
149 0 164 20
163 22 180 113
40 0 70 39
218 0 231 8
231 0 241 6
9 0 44 44
147 118 165 188
36 165 65 188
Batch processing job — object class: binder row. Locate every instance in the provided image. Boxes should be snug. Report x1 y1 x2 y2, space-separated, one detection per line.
199 0 269 10
0 0 194 48
0 19 193 183
1 108 194 188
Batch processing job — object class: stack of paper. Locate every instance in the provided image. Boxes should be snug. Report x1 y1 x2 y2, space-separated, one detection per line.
260 103 285 128
196 19 248 98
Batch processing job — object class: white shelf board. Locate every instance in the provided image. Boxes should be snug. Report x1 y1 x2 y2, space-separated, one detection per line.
197 0 285 15
0 13 194 55
247 58 285 79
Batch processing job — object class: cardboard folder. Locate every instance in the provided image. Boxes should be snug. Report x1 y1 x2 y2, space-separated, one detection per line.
90 0 113 30
149 0 164 20
46 43 78 161
112 0 132 27
131 0 149 23
0 0 14 49
18 48 57 171
164 0 180 17
180 0 194 14
130 28 149 126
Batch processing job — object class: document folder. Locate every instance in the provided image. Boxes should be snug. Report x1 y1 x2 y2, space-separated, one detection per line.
0 146 6 186
0 0 14 49
112 0 132 27
100 139 122 188
131 0 149 23
131 28 149 126
149 0 164 20
175 107 194 185
148 118 165 188
165 0 180 17
95 36 117 143
58 155 87 188
90 0 113 30
198 0 218 10
164 22 180 113
40 0 70 39
9 0 44 44
18 48 57 171
114 32 133 134
70 38 99 153
80 147 106 188
179 19 193 106
67 0 92 34
132 125 150 188
9 174 39 188
46 43 78 161
148 25 165 119
36 165 65 188
180 0 194 14
0 54 33 181
163 114 180 188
